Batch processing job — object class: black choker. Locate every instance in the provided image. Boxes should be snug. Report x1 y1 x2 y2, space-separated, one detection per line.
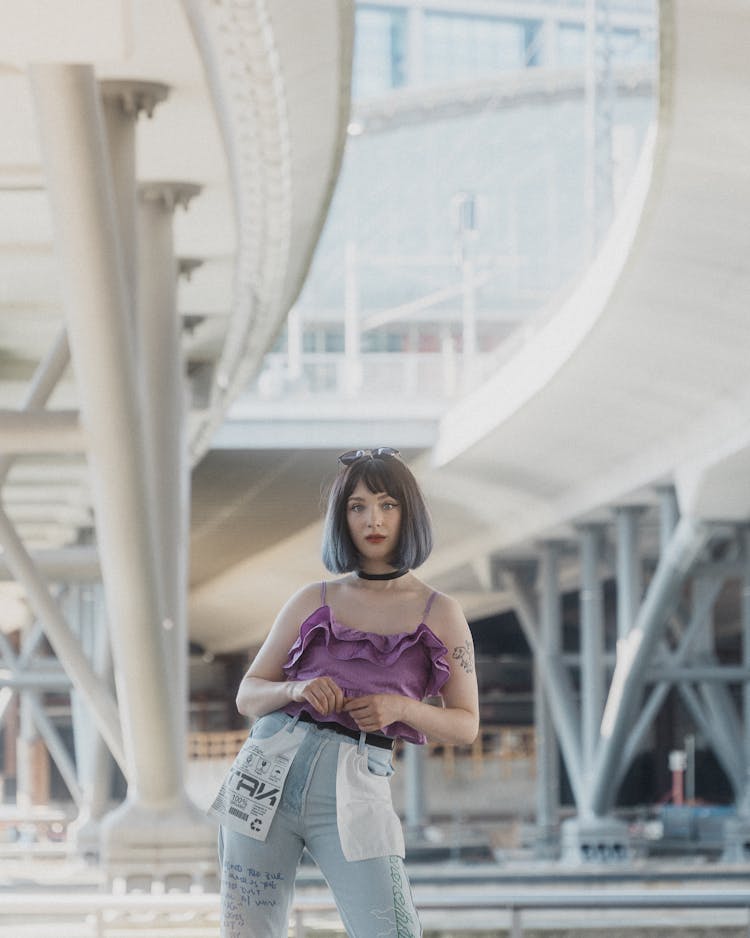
357 568 409 581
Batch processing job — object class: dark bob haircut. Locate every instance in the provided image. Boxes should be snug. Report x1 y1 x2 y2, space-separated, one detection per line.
321 454 433 573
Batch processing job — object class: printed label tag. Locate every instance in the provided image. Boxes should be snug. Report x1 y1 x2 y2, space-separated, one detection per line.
209 725 305 841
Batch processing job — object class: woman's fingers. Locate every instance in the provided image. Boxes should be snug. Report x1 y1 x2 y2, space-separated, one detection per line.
343 695 378 729
301 676 345 715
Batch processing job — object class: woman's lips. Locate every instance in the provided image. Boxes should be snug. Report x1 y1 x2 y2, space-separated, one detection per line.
365 535 386 542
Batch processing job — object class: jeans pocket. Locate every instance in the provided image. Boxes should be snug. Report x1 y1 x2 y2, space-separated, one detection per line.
366 747 395 778
250 711 289 741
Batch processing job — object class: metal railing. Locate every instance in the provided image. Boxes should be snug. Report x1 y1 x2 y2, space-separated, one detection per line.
3 888 750 938
186 724 535 777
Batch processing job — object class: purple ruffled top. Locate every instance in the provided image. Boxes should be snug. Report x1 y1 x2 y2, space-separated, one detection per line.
281 604 450 745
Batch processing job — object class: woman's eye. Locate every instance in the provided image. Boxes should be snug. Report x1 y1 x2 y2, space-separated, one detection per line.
383 502 398 510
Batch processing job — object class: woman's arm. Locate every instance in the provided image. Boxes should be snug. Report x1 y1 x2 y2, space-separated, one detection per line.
343 594 480 745
235 584 346 719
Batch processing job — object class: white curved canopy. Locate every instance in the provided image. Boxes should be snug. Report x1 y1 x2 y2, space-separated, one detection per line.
1 0 748 657
189 0 750 651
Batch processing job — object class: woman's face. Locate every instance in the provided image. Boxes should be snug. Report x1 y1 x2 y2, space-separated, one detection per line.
345 479 402 568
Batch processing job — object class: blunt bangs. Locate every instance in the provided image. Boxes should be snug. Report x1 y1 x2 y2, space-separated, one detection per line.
321 456 433 573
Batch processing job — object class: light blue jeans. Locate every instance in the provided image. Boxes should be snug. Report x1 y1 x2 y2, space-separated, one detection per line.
218 711 421 938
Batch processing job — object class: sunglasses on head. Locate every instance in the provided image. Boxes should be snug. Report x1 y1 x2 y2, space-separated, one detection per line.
337 447 401 466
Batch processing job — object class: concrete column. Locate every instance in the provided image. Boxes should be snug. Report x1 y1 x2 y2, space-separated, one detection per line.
30 65 213 880
30 63 168 789
137 181 200 761
100 80 168 301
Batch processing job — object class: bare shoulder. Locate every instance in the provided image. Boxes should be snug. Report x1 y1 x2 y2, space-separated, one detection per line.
424 589 471 642
247 581 325 679
276 581 327 625
424 589 476 679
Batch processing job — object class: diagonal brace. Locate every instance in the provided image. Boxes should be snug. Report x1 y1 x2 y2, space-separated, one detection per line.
616 573 727 792
0 505 125 771
589 516 709 816
501 568 585 806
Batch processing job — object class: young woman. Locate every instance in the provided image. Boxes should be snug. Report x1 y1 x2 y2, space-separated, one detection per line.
211 447 479 938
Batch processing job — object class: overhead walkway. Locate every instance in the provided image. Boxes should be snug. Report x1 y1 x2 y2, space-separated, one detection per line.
1 0 750 889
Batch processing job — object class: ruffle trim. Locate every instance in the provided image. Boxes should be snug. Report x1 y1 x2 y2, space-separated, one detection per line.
282 605 451 698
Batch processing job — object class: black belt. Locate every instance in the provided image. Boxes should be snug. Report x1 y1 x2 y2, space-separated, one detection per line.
297 711 394 750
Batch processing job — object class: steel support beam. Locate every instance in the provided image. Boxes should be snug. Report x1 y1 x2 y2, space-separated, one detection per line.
69 583 116 848
679 571 745 797
0 671 71 690
16 690 35 811
0 410 84 453
0 328 71 477
137 181 199 759
28 692 84 806
590 515 709 815
579 525 605 776
535 544 561 851
657 486 679 552
677 681 744 795
616 573 730 792
501 566 584 806
0 506 124 769
0 547 100 582
615 506 643 641
743 528 750 815
29 64 180 801
0 621 44 726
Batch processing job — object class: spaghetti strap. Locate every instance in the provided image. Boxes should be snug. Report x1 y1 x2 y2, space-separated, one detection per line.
422 590 438 622
320 581 327 605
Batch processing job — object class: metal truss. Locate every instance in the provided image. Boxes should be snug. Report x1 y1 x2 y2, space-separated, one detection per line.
501 487 750 860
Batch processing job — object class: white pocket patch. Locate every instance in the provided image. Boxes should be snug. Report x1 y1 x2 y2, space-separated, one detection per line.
335 744 405 862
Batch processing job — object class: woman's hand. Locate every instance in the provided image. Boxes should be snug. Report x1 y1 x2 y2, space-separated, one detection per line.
291 676 345 716
342 693 406 733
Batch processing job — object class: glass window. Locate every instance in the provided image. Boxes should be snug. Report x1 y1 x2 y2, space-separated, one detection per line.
611 27 656 64
558 23 585 67
558 22 656 68
362 330 405 353
302 328 345 354
353 5 407 99
423 13 528 84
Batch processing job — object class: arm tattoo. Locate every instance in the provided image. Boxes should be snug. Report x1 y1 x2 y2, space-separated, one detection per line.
451 640 474 674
